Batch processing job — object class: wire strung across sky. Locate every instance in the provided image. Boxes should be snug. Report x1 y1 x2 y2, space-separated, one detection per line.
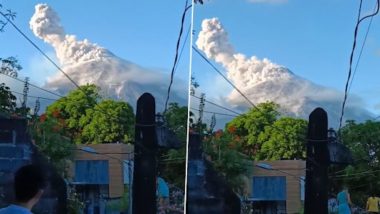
0 10 141 125
0 11 80 89
0 73 63 98
190 107 238 117
348 2 378 94
191 94 242 116
10 90 58 101
164 0 192 114
338 0 379 131
192 46 257 110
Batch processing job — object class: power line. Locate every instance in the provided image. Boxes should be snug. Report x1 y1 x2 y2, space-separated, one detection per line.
173 24 191 73
164 0 192 113
190 107 237 117
192 46 257 109
9 90 58 101
191 94 242 116
0 73 63 98
0 11 80 89
0 11 142 127
348 3 377 93
338 0 379 131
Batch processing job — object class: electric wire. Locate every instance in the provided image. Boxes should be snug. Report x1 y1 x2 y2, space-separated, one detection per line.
192 46 257 109
0 73 63 98
10 90 58 101
164 0 192 113
348 3 377 93
191 94 242 116
0 11 81 89
338 0 379 132
173 24 191 73
190 107 237 117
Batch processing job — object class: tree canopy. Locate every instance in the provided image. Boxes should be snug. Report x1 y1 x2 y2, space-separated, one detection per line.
44 84 135 144
0 83 16 114
226 102 308 160
332 120 380 206
159 103 188 189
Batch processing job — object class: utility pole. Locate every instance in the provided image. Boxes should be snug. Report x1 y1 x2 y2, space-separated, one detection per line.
132 93 157 214
304 108 329 214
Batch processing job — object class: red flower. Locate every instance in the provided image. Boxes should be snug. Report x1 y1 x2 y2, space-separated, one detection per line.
39 114 47 123
227 125 236 134
52 109 60 118
214 129 223 139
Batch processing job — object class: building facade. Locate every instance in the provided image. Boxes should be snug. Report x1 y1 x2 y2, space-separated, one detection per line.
69 144 134 214
246 160 306 214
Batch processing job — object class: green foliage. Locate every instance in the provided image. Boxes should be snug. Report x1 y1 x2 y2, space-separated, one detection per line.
333 120 380 206
163 103 188 142
46 84 99 133
80 100 134 144
67 187 85 214
159 103 188 190
0 83 16 114
0 56 22 77
45 84 135 144
228 102 279 144
226 102 307 161
227 102 279 158
258 117 308 160
203 129 251 194
106 185 129 212
160 147 186 189
30 113 74 176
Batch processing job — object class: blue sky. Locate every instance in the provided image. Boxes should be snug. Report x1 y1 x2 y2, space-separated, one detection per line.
191 0 380 126
0 0 191 105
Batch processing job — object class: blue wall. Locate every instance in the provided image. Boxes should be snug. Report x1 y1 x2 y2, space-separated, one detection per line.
252 176 286 201
75 160 109 184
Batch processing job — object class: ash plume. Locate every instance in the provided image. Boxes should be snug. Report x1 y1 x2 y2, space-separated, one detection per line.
29 4 187 110
196 18 372 127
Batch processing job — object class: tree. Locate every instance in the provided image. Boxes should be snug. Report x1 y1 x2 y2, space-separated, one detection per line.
44 84 135 144
0 56 22 78
0 83 16 114
333 120 380 206
163 103 188 142
80 100 134 144
46 84 99 135
159 103 188 189
30 112 74 176
0 4 16 32
258 117 308 160
227 102 279 158
225 102 308 161
203 128 251 194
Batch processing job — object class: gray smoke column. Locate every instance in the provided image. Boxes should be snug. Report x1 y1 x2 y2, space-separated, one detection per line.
196 18 372 127
29 4 186 109
30 4 111 66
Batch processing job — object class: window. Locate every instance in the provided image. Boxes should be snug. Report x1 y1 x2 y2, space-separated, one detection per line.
75 160 109 184
252 176 286 201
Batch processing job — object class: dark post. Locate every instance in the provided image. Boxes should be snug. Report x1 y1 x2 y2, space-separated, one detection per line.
132 93 157 214
304 108 329 214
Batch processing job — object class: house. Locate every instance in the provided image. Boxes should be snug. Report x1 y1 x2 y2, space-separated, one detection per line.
245 160 306 214
69 143 134 214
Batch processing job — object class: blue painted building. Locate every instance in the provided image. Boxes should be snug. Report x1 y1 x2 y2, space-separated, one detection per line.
70 144 134 214
246 160 306 214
